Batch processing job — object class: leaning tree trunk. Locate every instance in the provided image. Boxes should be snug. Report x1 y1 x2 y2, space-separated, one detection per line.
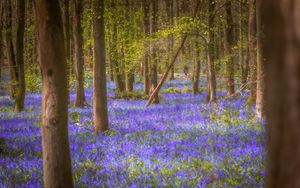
224 0 235 97
93 0 109 134
263 0 300 187
73 0 87 108
248 0 257 101
4 0 18 99
14 0 26 112
35 0 74 187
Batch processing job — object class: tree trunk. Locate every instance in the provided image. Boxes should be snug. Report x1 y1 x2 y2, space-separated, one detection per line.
14 0 26 112
35 0 74 187
248 0 257 100
73 0 87 108
151 0 159 104
240 0 248 87
192 37 200 95
255 0 265 119
4 0 18 99
143 0 150 95
224 0 235 97
166 0 174 80
206 0 216 103
262 0 300 187
111 0 125 93
60 0 71 99
124 0 134 92
93 0 109 134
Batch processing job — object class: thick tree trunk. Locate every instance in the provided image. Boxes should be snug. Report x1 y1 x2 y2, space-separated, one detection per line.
93 0 109 134
4 0 18 99
73 0 87 108
35 0 74 187
206 0 216 103
143 0 150 95
248 0 257 100
14 0 26 112
151 0 159 104
262 0 300 187
224 0 235 97
255 0 265 119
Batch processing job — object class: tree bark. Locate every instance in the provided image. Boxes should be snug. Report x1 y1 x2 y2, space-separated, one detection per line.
224 0 235 97
206 0 216 103
111 0 125 93
35 0 74 187
93 0 109 134
151 0 159 104
14 0 26 112
192 37 200 95
248 0 257 100
255 0 265 119
143 0 150 95
262 0 300 187
4 0 18 99
73 0 87 107
166 0 174 80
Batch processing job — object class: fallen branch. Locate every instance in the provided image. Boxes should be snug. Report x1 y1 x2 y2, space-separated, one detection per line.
146 0 201 107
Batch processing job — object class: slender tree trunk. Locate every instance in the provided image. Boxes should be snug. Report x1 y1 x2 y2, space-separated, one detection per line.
248 0 257 100
166 0 174 80
111 0 125 93
255 0 265 119
14 0 26 112
206 0 216 103
60 0 71 98
224 0 235 97
124 0 134 92
239 0 248 87
143 0 150 94
35 0 74 187
4 0 18 99
93 0 109 134
151 0 159 104
73 0 87 107
263 0 300 187
192 37 200 94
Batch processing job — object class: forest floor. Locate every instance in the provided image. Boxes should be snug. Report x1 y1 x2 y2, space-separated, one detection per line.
0 78 265 187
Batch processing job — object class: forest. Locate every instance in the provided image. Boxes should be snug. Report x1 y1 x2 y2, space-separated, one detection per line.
0 0 299 187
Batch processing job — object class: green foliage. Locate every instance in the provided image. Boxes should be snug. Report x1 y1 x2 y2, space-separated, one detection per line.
162 87 182 94
112 91 149 100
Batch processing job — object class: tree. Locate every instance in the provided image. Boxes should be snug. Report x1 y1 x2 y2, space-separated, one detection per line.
14 0 26 111
248 0 257 100
224 0 235 97
142 0 150 95
3 0 18 99
263 0 300 187
73 0 87 107
35 0 74 187
206 0 216 103
93 0 109 134
255 0 265 119
150 0 159 104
